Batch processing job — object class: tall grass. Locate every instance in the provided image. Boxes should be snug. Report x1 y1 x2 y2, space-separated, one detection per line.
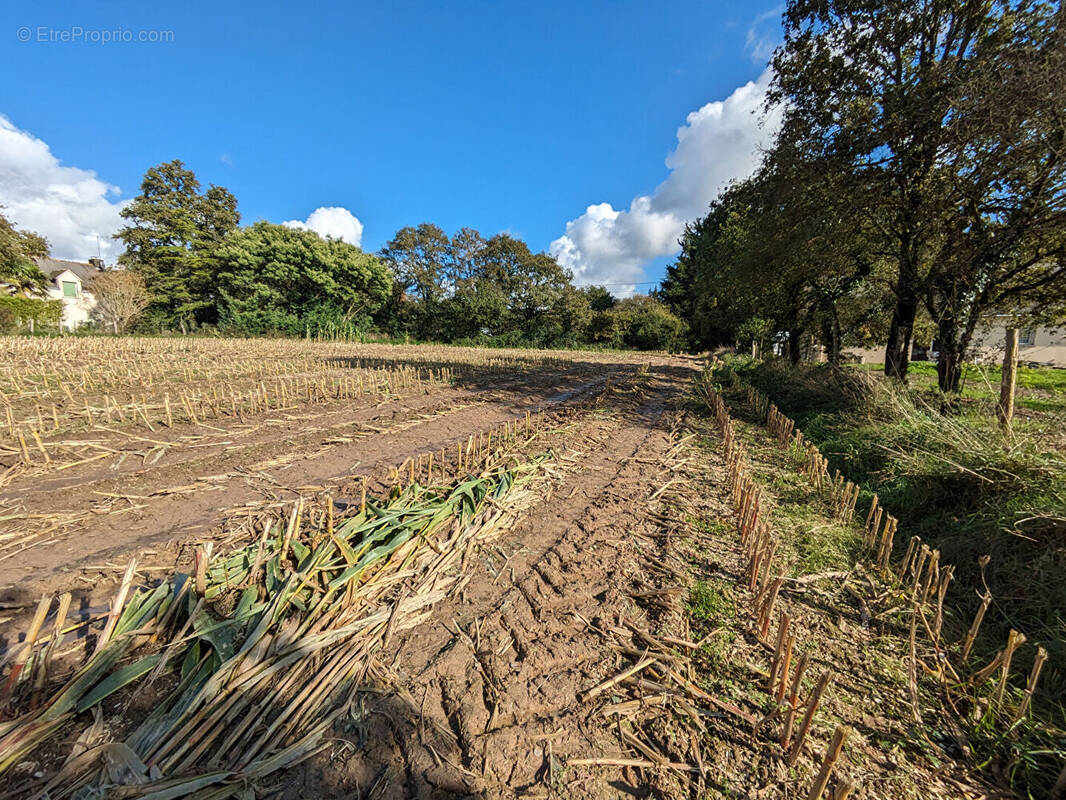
725 358 1066 690
719 356 1066 794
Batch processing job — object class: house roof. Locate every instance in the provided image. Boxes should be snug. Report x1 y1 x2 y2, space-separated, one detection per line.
34 257 105 283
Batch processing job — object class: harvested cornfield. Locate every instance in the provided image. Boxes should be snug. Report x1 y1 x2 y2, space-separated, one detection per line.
0 338 1044 798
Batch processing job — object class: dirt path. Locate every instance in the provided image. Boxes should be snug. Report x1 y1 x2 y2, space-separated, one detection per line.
283 363 696 798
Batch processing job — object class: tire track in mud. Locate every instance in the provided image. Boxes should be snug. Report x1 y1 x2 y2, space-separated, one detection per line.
0 367 637 619
291 367 695 799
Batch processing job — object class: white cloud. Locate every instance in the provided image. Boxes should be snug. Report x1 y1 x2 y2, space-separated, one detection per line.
550 68 782 292
283 206 364 248
0 114 127 263
0 117 369 263
746 7 783 63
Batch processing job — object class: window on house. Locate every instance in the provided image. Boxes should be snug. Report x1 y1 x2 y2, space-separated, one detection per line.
62 281 78 298
1019 328 1036 346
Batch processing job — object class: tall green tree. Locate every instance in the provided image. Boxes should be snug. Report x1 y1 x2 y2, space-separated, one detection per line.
214 222 391 336
475 234 573 342
115 160 239 327
379 223 451 338
921 6 1066 390
660 178 786 351
771 0 1066 389
0 210 50 296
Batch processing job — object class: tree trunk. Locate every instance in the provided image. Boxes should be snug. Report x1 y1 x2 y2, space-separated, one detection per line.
788 328 802 365
935 313 964 393
826 311 842 365
937 345 963 393
997 328 1019 429
884 287 918 380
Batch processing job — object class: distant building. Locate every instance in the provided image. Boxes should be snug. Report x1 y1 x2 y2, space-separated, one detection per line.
843 317 1066 368
969 316 1066 368
35 256 108 331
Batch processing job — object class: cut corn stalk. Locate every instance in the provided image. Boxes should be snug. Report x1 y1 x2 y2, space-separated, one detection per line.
0 452 555 797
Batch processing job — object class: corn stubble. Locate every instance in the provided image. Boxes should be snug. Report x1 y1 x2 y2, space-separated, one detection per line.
0 453 552 797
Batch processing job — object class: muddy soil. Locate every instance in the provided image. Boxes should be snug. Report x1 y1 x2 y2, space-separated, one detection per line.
0 362 645 625
275 363 698 798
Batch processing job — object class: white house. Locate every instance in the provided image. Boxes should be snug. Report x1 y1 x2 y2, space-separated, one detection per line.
843 318 1066 368
969 316 1066 368
35 257 107 331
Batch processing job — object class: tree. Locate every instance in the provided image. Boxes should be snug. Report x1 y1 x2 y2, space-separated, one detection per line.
0 210 50 296
610 296 687 351
441 275 509 340
583 286 616 313
921 7 1066 390
770 0 1066 390
540 285 593 348
214 222 391 336
379 223 451 338
115 160 239 327
90 271 152 333
379 224 579 345
736 316 773 359
760 144 895 365
660 178 795 352
476 234 573 342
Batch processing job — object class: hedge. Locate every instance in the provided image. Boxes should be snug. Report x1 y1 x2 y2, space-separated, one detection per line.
0 296 63 333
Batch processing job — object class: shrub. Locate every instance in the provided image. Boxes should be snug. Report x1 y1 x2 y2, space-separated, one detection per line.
0 295 62 332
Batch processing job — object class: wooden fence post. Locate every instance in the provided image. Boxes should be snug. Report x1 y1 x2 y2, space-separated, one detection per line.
997 327 1019 429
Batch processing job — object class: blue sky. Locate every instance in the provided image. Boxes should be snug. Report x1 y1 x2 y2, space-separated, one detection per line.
1 1 782 292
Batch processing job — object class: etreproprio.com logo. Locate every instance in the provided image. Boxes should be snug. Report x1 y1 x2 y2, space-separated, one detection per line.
16 26 175 44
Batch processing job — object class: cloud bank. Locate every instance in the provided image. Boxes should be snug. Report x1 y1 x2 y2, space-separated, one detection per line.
550 69 781 291
283 206 364 248
0 115 369 266
0 114 127 262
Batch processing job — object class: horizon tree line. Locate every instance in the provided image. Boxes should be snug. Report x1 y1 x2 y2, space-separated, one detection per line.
0 164 686 351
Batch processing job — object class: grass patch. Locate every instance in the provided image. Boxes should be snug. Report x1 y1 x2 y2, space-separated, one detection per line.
688 579 732 622
790 520 859 575
689 515 731 538
855 360 1066 416
718 355 1066 796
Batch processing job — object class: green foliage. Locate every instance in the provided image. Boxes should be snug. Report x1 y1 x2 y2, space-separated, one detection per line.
0 210 50 295
0 303 14 334
376 222 681 350
586 309 624 347
0 295 62 331
583 285 616 313
687 580 731 622
736 316 772 358
967 693 1066 797
608 296 686 351
379 223 453 338
116 160 239 326
214 222 391 337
